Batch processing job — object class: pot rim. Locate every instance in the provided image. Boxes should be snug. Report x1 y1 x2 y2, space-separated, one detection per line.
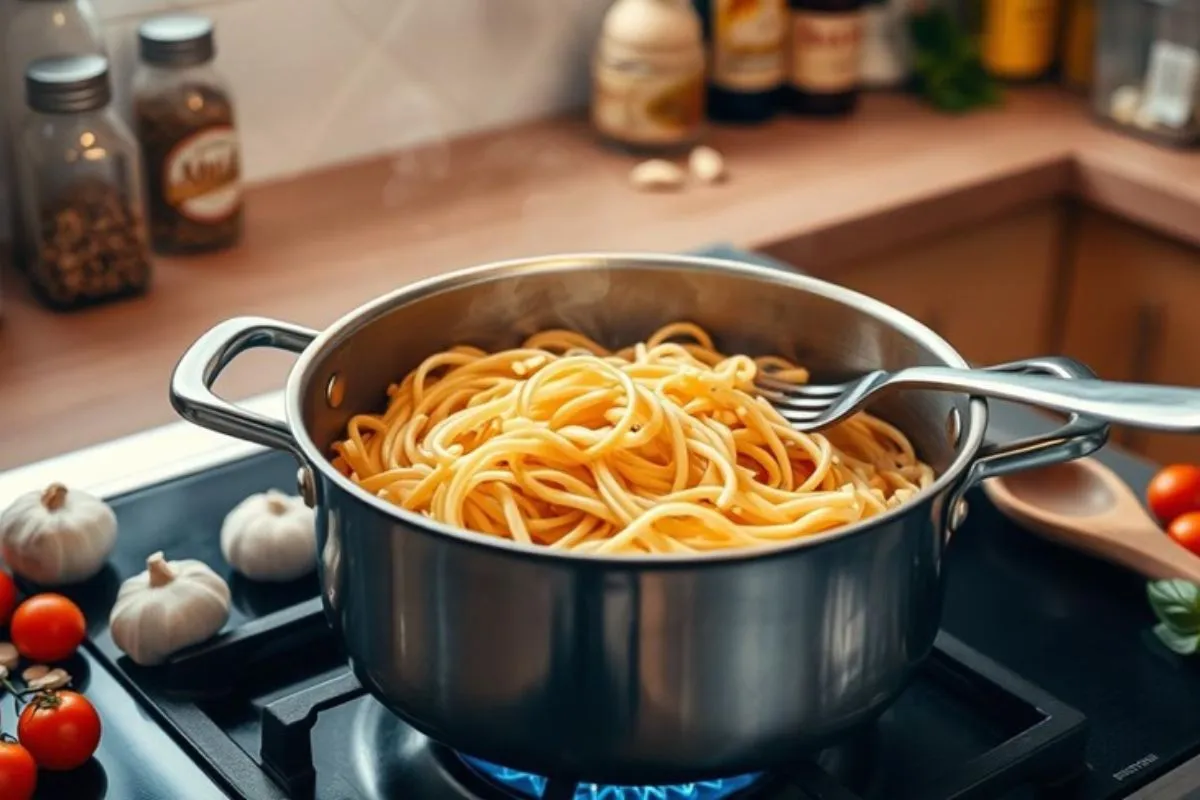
285 252 988 564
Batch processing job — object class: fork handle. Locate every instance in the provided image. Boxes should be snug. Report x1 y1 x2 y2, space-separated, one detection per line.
886 367 1200 433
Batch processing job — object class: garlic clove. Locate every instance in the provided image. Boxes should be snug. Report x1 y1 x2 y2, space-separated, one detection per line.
1109 85 1142 126
27 668 71 691
688 146 726 184
0 642 17 670
0 482 117 585
22 664 50 683
630 159 686 192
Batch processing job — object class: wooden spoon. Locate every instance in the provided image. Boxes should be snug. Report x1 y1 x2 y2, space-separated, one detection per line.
983 457 1200 583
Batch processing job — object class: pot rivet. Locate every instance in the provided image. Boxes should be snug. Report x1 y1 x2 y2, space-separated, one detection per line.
326 374 345 409
297 466 317 508
951 498 969 530
946 408 962 447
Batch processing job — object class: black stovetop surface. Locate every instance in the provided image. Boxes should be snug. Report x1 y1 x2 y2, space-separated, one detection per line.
9 400 1197 800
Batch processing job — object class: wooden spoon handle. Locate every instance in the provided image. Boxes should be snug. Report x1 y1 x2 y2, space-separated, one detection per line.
1049 522 1200 583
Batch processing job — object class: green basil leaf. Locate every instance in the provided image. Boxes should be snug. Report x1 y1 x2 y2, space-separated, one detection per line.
907 8 999 115
1147 580 1200 634
1154 623 1200 656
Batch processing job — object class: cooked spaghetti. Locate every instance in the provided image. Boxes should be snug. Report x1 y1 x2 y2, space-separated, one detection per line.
331 322 934 555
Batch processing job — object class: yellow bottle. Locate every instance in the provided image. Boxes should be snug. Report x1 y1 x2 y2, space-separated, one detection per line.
1062 0 1095 91
981 0 1060 80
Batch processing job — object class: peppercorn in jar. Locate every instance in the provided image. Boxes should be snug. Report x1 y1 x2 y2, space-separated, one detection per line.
133 14 243 254
14 55 152 311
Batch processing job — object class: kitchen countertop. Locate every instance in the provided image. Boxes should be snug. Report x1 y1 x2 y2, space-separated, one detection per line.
1 87 1198 470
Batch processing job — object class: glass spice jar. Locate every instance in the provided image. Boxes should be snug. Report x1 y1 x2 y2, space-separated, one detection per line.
0 0 107 317
16 55 152 311
133 15 243 254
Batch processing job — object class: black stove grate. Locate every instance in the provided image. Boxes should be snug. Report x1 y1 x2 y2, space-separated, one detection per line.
246 629 1086 800
43 447 1095 800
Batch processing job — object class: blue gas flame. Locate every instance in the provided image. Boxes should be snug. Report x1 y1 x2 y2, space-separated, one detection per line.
460 756 761 800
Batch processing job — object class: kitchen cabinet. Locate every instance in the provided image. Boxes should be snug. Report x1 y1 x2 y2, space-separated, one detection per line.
1058 208 1200 464
769 199 1200 465
809 201 1064 365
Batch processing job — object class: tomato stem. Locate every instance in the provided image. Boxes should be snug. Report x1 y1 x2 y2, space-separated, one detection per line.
0 677 52 708
28 690 63 710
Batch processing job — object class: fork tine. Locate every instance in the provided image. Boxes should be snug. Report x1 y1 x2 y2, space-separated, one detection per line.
754 377 864 432
773 405 825 429
755 389 840 411
755 375 852 396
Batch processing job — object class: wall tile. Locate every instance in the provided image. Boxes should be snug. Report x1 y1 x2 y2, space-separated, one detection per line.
207 0 379 181
94 0 247 23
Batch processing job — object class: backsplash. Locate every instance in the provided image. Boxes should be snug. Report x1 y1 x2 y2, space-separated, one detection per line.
0 0 611 238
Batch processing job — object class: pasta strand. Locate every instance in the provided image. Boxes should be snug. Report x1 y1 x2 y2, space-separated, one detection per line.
330 323 934 555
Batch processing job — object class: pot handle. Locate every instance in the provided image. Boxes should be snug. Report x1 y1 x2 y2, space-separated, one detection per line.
170 316 318 458
948 356 1110 530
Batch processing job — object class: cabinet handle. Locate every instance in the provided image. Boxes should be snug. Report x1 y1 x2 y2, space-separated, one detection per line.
1124 302 1165 452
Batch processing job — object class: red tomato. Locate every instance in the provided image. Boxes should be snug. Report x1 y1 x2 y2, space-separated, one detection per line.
1146 464 1200 526
0 739 37 800
10 594 86 663
0 571 17 627
1168 511 1200 556
18 690 101 771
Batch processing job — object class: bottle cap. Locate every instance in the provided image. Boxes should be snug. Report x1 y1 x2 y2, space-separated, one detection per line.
26 55 111 114
139 14 216 67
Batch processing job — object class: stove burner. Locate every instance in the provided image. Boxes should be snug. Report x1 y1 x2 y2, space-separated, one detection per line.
459 756 761 800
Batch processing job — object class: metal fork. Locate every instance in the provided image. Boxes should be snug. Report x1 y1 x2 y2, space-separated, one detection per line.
756 363 1200 433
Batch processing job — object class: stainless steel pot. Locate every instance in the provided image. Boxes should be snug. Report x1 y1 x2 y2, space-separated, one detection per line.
170 254 1108 784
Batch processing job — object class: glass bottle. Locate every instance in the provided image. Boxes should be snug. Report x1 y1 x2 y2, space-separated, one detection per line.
980 0 1061 81
860 0 910 90
784 0 867 116
1061 0 1096 93
592 0 707 154
693 0 787 123
16 56 152 311
133 15 244 255
0 0 106 314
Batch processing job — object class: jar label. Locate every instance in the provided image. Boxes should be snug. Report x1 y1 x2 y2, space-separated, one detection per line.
789 10 864 93
713 0 786 93
163 125 242 223
592 56 705 146
1142 40 1200 129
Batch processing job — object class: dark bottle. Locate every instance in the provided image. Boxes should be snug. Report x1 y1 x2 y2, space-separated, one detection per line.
694 0 787 123
784 0 865 116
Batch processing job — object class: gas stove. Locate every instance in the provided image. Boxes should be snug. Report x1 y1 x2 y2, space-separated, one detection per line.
3 400 1198 800
2 248 1200 799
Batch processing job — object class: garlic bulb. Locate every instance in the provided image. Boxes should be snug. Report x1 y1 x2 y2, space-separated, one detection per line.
0 483 117 585
220 491 316 582
109 552 230 666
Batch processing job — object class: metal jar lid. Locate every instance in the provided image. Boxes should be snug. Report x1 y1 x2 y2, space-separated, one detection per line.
25 55 111 114
139 14 216 67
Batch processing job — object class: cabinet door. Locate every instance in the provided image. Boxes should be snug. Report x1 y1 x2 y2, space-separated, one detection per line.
1059 209 1200 464
810 201 1062 365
